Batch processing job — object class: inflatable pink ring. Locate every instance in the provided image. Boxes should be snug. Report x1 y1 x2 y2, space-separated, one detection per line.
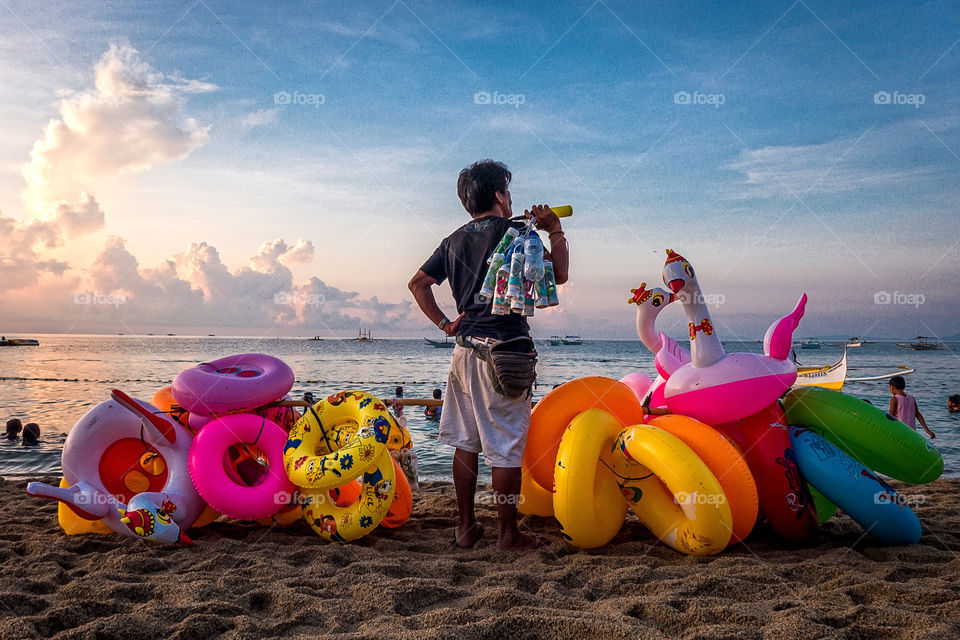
188 414 295 520
173 353 295 416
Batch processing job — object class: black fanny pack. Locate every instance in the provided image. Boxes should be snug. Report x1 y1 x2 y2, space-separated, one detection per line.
457 335 538 399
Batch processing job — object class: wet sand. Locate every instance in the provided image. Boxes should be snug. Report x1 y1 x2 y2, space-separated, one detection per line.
2 476 960 639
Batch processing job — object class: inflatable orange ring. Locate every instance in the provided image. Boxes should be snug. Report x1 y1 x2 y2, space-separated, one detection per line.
648 415 758 543
524 377 646 490
151 386 190 429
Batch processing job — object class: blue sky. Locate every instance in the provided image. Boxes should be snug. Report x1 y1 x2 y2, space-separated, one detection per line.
0 1 957 339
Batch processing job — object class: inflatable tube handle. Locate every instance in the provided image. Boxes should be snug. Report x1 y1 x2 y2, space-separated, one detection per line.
111 388 177 444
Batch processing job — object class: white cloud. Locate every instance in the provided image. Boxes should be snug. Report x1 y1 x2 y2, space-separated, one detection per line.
1 44 213 292
240 108 279 128
22 43 215 210
0 193 104 290
80 237 415 332
724 125 939 199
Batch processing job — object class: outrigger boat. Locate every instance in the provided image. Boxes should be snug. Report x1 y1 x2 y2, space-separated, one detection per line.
423 337 454 348
0 337 39 346
895 336 944 351
794 348 847 390
549 336 562 346
794 349 916 390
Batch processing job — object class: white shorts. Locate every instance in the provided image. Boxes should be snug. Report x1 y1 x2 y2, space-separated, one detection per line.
437 344 531 468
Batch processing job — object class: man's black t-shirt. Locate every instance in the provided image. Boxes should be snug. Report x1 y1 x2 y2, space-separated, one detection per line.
420 215 530 340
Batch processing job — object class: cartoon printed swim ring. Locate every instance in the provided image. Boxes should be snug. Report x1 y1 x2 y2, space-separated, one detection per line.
330 455 413 529
302 448 397 542
284 391 404 489
172 353 295 416
27 390 205 544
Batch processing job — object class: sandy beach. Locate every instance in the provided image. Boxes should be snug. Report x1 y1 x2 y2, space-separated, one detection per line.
1 477 959 639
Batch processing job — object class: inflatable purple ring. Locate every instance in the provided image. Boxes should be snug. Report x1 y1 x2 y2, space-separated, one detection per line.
172 353 295 416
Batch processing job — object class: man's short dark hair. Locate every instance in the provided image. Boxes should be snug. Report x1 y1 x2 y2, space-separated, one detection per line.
457 160 511 215
890 375 906 390
949 394 960 404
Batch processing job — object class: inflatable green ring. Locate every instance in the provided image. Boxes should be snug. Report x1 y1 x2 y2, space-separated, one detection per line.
782 387 942 484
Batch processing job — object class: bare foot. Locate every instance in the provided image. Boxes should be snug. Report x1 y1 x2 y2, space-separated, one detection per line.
455 522 484 548
497 530 544 551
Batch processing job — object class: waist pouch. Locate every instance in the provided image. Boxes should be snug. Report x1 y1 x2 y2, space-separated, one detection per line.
457 335 538 399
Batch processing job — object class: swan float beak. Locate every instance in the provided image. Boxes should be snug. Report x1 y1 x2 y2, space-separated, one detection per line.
668 279 685 294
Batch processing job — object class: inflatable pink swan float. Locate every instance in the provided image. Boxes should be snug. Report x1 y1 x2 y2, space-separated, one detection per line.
26 389 204 544
622 283 685 408
654 250 807 424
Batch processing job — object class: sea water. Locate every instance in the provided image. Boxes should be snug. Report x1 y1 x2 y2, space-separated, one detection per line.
1 336 958 480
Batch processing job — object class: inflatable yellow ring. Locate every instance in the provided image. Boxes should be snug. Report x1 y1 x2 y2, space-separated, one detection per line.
648 415 758 543
553 409 629 548
519 466 554 517
284 391 397 489
614 425 733 556
302 448 396 542
314 391 411 454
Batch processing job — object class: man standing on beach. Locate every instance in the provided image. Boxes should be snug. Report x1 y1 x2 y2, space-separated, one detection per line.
409 160 569 551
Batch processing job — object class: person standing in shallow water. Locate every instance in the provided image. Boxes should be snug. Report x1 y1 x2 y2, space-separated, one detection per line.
408 160 569 551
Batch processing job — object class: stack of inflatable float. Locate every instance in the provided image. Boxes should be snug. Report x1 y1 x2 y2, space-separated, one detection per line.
26 354 416 545
520 250 943 555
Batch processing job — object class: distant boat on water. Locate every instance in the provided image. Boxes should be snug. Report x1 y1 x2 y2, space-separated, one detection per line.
0 337 39 346
800 339 821 349
561 335 583 346
424 337 454 348
549 336 562 346
355 329 374 342
794 349 847 390
896 336 944 351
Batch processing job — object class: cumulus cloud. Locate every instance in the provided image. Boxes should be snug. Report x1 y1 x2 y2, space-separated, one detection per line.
0 193 105 290
82 237 415 332
1 44 213 291
22 43 215 210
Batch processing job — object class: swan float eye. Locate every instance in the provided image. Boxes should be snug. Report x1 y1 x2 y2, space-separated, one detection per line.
651 293 665 307
683 263 695 278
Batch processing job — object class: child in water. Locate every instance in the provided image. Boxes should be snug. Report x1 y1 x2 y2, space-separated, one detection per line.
948 394 960 414
424 388 442 420
22 423 40 445
5 418 22 440
889 376 934 439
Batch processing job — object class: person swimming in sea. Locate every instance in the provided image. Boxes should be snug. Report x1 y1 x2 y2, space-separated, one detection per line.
5 418 22 440
424 388 442 420
22 422 40 446
948 394 960 414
